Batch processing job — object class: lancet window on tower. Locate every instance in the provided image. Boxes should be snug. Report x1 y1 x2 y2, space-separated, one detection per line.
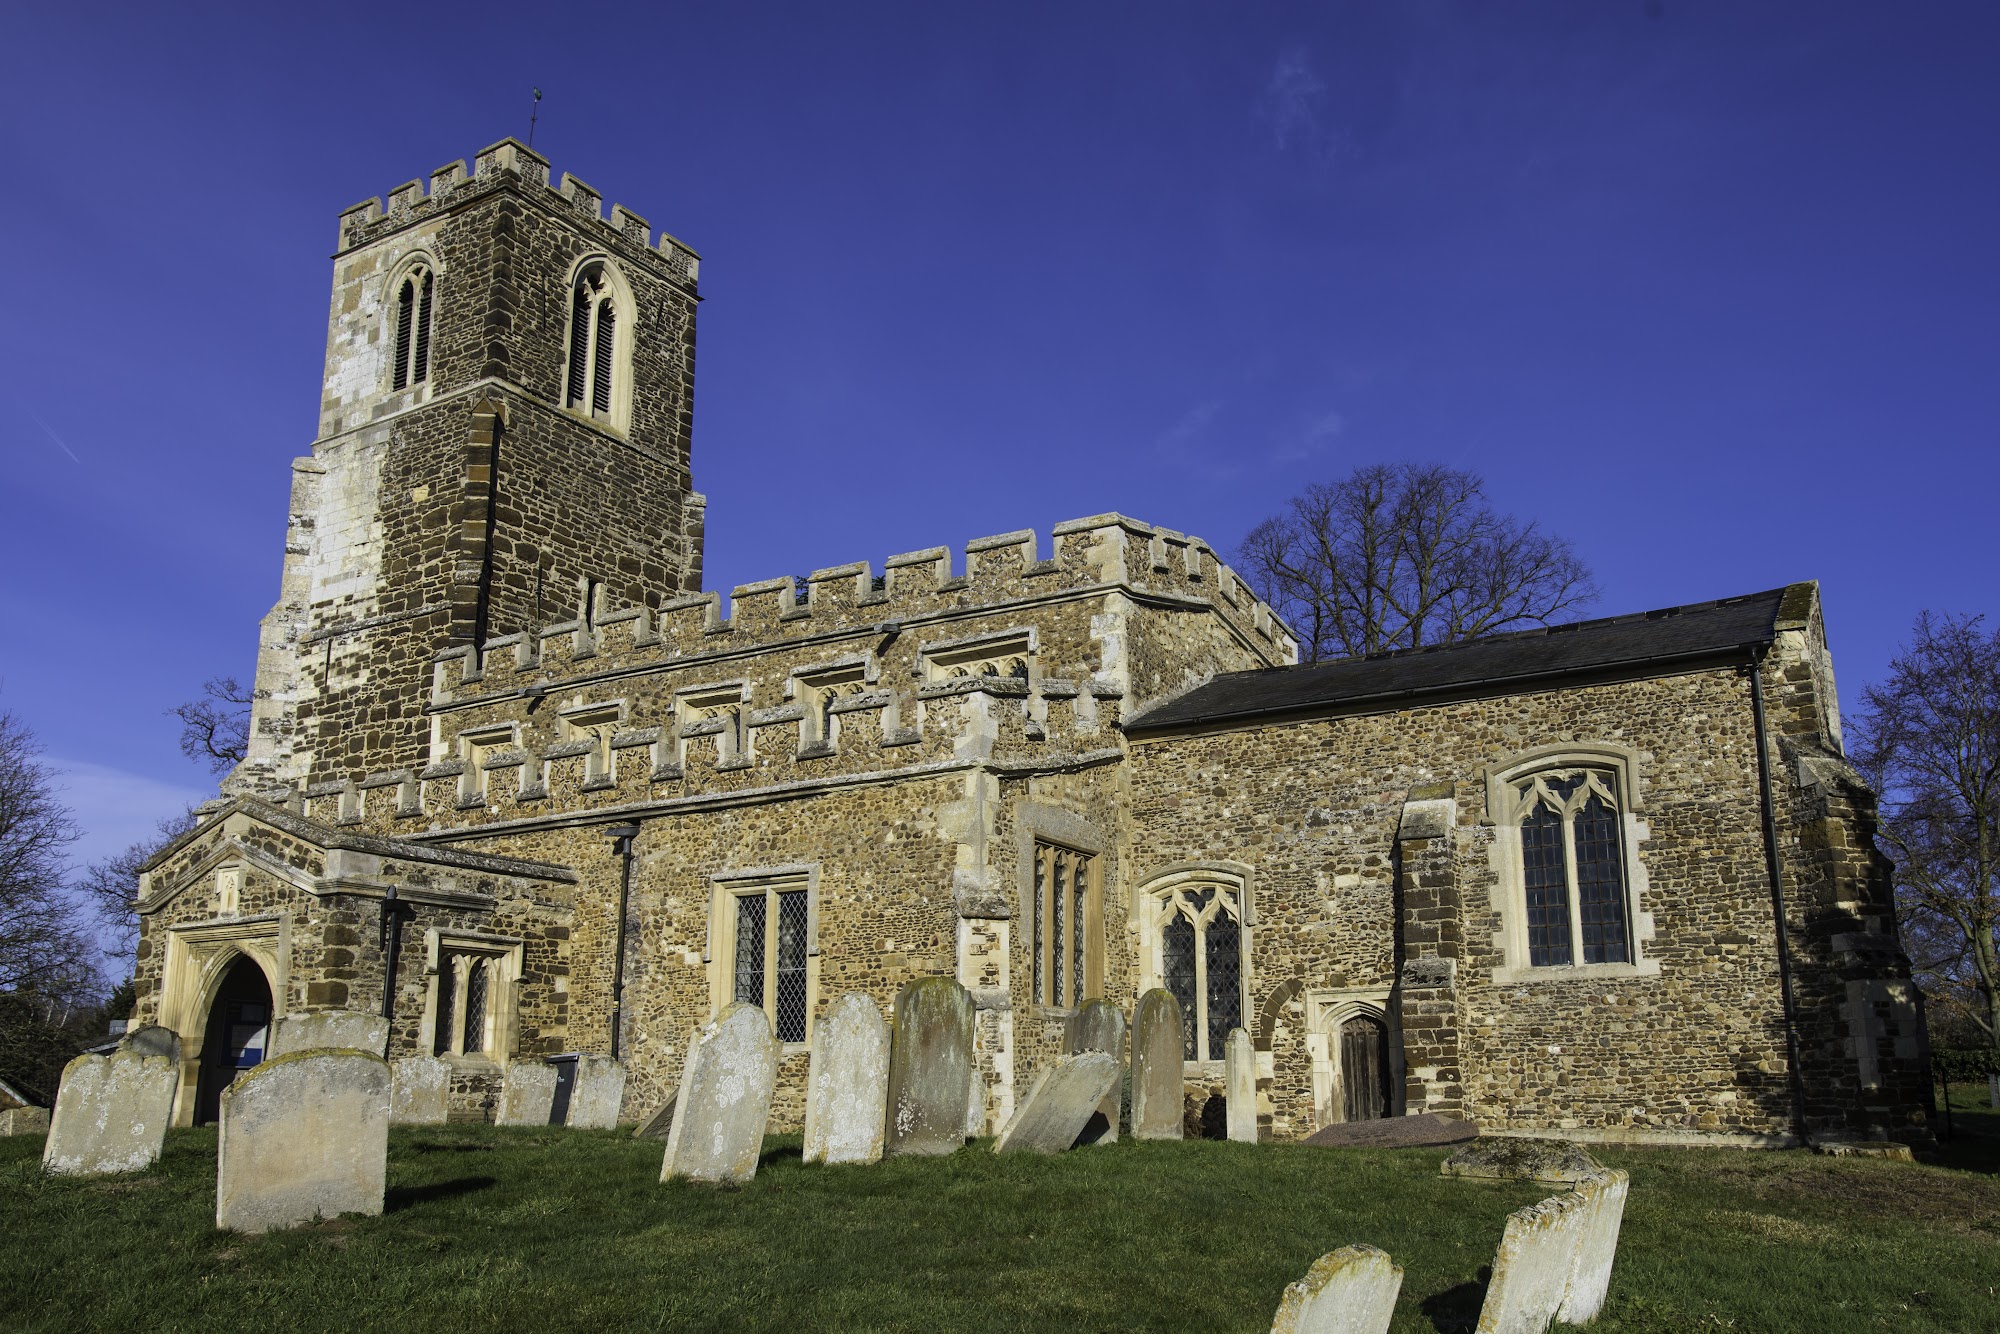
391 265 435 391
565 261 623 423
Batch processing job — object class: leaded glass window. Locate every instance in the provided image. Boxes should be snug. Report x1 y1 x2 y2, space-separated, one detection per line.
1513 768 1632 968
433 957 457 1056
733 893 766 1006
462 959 488 1053
725 878 815 1043
774 890 809 1043
1151 882 1244 1062
1032 842 1099 1008
432 945 513 1059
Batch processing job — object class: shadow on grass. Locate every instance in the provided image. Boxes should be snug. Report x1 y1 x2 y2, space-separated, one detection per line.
386 1176 496 1210
758 1144 803 1167
1417 1269 1488 1334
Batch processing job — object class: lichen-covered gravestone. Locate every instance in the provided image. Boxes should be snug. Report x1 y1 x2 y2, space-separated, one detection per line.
804 992 890 1165
215 1049 390 1234
120 1025 182 1062
269 1009 389 1058
1473 1182 1598 1334
1130 988 1185 1141
498 1059 559 1125
1269 1244 1404 1334
1064 998 1125 1145
389 1055 451 1125
1225 1026 1258 1144
565 1055 627 1130
1556 1170 1630 1325
661 1002 781 1184
1443 1136 1602 1184
885 976 975 1157
43 1032 181 1176
992 1052 1120 1154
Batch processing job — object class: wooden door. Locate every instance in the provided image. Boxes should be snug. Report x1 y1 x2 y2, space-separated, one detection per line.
1340 1016 1390 1122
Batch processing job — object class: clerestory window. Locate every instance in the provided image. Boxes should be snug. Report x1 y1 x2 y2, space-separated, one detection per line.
564 260 626 425
1147 881 1244 1063
1511 768 1632 967
391 264 435 391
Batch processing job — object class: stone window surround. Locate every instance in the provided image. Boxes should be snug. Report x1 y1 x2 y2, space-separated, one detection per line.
788 656 876 752
457 722 521 806
1013 805 1110 1017
918 626 1038 685
420 928 524 1067
382 250 439 399
1481 743 1660 987
1135 860 1255 1073
557 698 627 784
1302 985 1401 1126
703 864 822 1051
560 253 636 435
676 681 751 768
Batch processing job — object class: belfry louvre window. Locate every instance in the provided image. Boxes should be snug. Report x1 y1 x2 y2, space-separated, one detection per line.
1513 769 1632 967
565 262 619 420
730 883 811 1043
391 266 434 391
1152 883 1243 1061
1031 843 1099 1008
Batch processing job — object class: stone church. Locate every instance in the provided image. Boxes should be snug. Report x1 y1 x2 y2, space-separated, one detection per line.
132 140 1929 1146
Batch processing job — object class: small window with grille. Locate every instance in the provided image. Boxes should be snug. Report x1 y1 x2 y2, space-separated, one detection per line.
560 703 623 784
1508 768 1633 968
713 872 816 1045
426 934 521 1061
922 634 1034 684
1031 842 1100 1009
796 664 867 751
457 725 516 805
390 263 435 392
1147 882 1244 1063
564 260 627 428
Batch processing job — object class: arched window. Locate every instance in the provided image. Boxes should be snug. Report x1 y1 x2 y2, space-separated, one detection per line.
1509 767 1631 967
1147 881 1244 1062
391 264 435 391
565 261 626 424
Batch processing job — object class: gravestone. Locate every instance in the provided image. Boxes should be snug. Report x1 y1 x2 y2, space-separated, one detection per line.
498 1059 559 1126
1303 1113 1478 1150
1225 1026 1258 1143
1269 1244 1404 1334
389 1055 451 1125
565 1056 627 1130
633 1092 677 1141
1473 1183 1597 1334
661 1002 781 1185
1556 1170 1630 1325
121 1025 182 1062
1064 998 1125 1145
215 1049 390 1234
43 1036 180 1176
884 976 975 1157
992 1052 1120 1154
1130 988 1185 1141
269 1009 389 1058
803 992 890 1166
1443 1136 1602 1183
0 1106 49 1136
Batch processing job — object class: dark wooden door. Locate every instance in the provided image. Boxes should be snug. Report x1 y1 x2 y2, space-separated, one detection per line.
1340 1016 1390 1122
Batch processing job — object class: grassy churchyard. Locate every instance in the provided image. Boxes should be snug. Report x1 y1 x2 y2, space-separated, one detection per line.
2 1092 1997 1333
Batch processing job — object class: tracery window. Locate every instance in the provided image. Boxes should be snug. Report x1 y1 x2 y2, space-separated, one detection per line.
1150 882 1243 1062
1510 768 1632 967
713 872 816 1045
391 264 435 391
565 261 624 423
427 936 520 1060
1031 842 1099 1008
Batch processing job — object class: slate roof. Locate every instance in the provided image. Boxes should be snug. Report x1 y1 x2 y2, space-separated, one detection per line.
1127 584 1807 734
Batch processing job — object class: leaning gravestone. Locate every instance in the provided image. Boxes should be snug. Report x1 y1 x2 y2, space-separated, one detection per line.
121 1025 182 1062
498 1060 559 1126
1269 1244 1404 1334
1443 1136 1602 1184
1473 1183 1597 1334
803 992 890 1165
1225 1026 1258 1143
216 1049 390 1233
43 1033 181 1176
661 1002 781 1185
389 1055 451 1125
1130 988 1185 1141
1064 998 1125 1145
270 1009 389 1058
992 1052 1120 1154
1556 1170 1630 1325
633 1092 677 1141
0 1106 50 1136
885 976 975 1157
565 1056 627 1130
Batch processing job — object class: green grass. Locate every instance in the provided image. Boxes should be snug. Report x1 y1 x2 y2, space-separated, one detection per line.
3 1096 1997 1333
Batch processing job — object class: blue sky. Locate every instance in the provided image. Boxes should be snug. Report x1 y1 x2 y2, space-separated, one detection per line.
2 2 1996 873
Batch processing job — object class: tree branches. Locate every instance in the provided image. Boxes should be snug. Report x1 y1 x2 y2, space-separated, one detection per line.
173 675 252 775
1237 463 1598 662
0 711 92 999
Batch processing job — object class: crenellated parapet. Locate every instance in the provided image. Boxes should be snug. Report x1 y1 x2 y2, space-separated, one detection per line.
335 138 700 288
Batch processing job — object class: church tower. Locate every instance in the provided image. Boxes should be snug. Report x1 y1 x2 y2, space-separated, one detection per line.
230 140 706 792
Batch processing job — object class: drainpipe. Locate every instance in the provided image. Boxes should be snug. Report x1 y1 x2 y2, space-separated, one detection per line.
1747 649 1810 1144
605 824 641 1060
380 884 404 1023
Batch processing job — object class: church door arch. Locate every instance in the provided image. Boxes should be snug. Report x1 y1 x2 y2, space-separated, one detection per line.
193 955 273 1125
1340 1015 1392 1122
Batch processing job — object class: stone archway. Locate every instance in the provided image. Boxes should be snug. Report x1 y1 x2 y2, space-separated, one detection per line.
192 954 274 1125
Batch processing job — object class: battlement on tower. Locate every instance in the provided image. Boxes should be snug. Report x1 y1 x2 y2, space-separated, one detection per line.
335 138 700 287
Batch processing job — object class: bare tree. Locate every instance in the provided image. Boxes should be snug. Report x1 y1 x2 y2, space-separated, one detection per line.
1849 612 2000 1054
1237 463 1598 662
173 676 252 774
0 711 94 999
72 808 199 958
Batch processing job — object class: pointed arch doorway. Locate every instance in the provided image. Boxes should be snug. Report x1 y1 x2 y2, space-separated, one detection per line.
193 956 273 1124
